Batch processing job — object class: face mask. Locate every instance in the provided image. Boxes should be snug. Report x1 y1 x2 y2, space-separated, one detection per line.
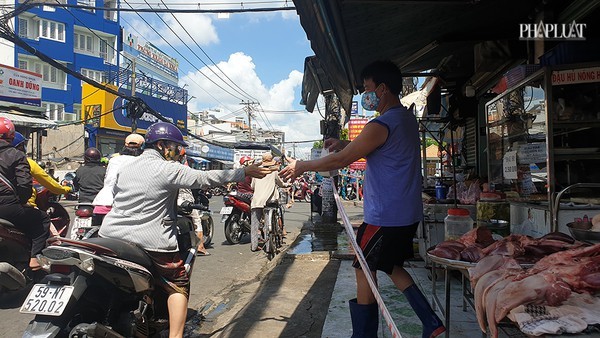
361 84 382 111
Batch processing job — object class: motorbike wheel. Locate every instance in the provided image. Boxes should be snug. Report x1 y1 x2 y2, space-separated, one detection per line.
224 213 243 244
304 194 311 203
202 216 214 247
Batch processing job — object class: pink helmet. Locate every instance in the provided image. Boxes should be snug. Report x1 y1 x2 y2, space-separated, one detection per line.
239 156 253 166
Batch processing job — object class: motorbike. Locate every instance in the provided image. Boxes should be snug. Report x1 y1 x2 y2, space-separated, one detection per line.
0 185 70 294
345 182 358 200
191 189 214 247
60 172 78 201
221 190 251 244
293 178 313 203
70 203 103 240
20 202 207 337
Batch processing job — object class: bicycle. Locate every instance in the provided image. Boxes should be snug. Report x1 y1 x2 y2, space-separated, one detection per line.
261 201 284 260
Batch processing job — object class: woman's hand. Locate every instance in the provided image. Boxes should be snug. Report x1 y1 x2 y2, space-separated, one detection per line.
279 158 303 182
244 163 272 178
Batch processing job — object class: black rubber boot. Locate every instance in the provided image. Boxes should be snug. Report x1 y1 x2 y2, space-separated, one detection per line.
403 284 446 338
349 298 379 338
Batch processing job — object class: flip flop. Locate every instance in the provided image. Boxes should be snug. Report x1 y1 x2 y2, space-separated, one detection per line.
196 251 211 256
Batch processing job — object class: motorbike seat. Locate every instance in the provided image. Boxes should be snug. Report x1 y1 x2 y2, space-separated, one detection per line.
0 218 17 228
265 201 279 208
83 237 153 270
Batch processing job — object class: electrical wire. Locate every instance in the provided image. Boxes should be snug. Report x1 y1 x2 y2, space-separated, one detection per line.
13 2 296 14
122 0 245 102
159 0 260 104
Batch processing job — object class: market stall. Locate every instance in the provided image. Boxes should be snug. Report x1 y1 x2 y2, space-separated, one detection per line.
427 225 600 337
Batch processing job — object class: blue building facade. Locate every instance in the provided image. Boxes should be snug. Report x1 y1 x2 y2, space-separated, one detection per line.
11 0 120 122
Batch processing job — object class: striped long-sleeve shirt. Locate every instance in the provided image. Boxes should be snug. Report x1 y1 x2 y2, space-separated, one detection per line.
99 149 244 252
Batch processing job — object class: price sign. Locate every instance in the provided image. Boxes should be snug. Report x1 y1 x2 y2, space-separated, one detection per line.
503 150 518 179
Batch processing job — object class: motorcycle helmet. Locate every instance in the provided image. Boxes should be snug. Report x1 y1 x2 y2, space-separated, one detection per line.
239 155 253 166
125 133 145 148
11 131 27 149
84 147 102 163
0 117 15 141
144 122 187 146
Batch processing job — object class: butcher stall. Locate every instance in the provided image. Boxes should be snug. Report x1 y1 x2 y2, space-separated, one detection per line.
427 226 600 337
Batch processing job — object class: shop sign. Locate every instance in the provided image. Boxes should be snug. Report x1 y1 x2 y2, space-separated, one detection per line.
348 118 369 169
551 67 600 86
123 30 179 80
0 64 41 107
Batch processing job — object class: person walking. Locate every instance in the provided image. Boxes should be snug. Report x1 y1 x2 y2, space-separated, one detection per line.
280 60 445 338
99 122 270 338
249 152 286 252
74 147 107 203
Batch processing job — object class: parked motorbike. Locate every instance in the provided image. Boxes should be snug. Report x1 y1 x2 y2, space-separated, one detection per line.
221 190 251 244
190 189 214 247
20 203 207 337
293 178 313 203
60 172 78 201
0 185 70 294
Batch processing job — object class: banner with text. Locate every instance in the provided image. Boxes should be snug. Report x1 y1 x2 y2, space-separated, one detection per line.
348 118 369 170
0 64 41 106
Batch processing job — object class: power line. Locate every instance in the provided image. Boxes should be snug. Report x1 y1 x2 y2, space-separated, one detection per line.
159 0 260 103
122 0 246 102
7 2 296 14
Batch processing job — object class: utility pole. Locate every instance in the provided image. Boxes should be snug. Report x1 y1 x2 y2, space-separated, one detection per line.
320 94 341 224
240 100 258 141
130 59 137 132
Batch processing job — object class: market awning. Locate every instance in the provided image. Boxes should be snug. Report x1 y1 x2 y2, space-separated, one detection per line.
0 111 56 129
188 155 210 163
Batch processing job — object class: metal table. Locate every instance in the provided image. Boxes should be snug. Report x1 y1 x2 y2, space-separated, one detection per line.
427 252 478 338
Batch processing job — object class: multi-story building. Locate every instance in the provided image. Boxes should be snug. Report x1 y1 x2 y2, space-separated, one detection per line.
0 0 120 122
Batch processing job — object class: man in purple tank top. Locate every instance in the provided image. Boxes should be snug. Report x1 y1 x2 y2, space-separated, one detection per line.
281 60 444 338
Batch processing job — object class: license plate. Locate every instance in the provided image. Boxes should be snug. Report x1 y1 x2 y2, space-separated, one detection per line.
220 207 233 215
74 217 92 228
20 284 74 316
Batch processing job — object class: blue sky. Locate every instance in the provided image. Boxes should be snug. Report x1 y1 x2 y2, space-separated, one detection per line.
120 1 322 158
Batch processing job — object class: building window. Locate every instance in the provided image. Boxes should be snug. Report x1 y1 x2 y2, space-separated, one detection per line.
74 32 96 53
99 39 108 61
77 0 95 12
63 112 77 121
81 68 106 85
39 19 65 42
104 0 117 21
43 102 65 121
19 56 66 88
18 17 28 38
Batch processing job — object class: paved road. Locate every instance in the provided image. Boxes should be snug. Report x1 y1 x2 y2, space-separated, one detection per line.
0 195 313 337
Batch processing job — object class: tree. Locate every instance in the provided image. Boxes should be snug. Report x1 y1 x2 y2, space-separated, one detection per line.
313 140 323 149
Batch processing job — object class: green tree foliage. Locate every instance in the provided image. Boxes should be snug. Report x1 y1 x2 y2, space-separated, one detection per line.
313 140 323 149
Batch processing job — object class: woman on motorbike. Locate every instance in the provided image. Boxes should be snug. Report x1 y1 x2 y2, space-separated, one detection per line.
92 133 145 222
0 118 48 270
99 122 270 338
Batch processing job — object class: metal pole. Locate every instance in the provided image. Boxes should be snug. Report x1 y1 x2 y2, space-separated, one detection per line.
321 94 341 224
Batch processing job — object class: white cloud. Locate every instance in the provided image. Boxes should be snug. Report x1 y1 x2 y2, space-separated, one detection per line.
121 11 218 48
180 52 321 158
